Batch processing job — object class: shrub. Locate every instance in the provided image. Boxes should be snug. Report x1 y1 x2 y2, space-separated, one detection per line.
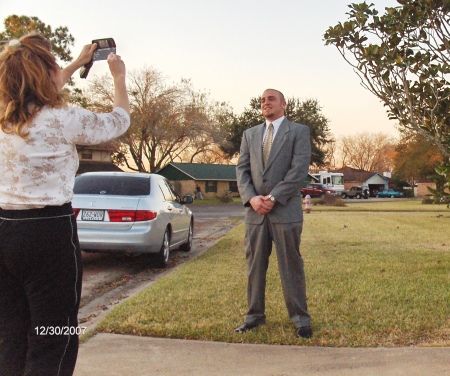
217 193 233 203
403 189 414 198
313 195 346 207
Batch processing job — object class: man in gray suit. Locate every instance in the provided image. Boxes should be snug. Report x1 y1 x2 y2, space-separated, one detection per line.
235 88 312 338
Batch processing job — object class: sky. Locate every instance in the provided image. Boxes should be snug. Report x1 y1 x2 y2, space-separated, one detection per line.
2 0 401 138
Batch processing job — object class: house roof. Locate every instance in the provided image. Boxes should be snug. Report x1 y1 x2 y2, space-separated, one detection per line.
157 163 237 181
334 166 374 182
366 173 390 184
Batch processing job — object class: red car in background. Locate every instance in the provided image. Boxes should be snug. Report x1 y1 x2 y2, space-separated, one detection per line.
301 183 337 198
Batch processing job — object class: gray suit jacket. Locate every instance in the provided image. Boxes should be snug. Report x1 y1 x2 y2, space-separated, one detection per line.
236 118 311 224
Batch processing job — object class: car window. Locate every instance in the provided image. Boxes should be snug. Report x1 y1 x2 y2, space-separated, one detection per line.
158 179 176 201
74 175 150 196
165 180 180 201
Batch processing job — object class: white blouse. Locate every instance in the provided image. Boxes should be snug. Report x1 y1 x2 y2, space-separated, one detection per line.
0 106 130 210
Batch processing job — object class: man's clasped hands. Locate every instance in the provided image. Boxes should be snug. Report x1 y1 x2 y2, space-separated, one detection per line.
249 195 276 215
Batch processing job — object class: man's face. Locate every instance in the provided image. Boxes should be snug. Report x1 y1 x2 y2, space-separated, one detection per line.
260 90 286 120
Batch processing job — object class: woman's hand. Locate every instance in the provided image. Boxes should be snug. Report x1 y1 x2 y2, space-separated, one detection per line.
107 53 126 79
60 43 97 85
75 43 97 67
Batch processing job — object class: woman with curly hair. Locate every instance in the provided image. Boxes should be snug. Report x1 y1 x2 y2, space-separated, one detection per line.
0 32 130 376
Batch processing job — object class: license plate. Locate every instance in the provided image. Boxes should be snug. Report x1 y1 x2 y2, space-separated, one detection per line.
81 210 105 221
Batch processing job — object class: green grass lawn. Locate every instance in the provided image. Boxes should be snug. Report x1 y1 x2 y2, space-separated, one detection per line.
312 198 450 212
97 201 450 347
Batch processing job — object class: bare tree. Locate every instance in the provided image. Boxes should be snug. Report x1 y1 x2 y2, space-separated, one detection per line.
84 67 230 172
338 132 397 172
322 137 338 170
173 97 234 165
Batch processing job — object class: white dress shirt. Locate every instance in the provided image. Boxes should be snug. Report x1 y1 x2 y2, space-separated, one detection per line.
262 116 285 145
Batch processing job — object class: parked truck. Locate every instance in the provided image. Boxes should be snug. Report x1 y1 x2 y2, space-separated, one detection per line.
340 186 369 199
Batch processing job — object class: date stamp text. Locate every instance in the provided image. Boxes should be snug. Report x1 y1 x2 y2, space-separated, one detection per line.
34 326 87 336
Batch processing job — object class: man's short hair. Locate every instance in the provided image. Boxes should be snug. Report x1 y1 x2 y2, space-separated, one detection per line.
263 88 285 103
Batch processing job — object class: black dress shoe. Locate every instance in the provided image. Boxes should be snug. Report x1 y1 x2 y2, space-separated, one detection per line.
234 322 259 333
296 326 313 339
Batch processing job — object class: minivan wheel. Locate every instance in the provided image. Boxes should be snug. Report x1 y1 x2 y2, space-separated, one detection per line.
179 221 193 252
154 229 170 268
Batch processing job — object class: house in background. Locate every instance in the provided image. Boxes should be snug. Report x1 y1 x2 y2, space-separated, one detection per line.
334 166 436 196
415 182 437 196
76 145 122 174
157 163 238 198
365 173 391 196
74 144 439 197
334 166 390 196
334 167 373 189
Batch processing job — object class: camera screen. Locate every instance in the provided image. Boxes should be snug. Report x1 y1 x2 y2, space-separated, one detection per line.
97 39 110 48
92 38 116 61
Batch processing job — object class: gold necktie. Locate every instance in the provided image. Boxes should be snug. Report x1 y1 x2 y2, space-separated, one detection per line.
263 123 274 166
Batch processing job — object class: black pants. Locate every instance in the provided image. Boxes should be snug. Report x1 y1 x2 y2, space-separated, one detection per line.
0 203 82 376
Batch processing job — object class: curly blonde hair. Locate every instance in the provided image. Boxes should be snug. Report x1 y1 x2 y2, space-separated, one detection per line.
0 32 68 138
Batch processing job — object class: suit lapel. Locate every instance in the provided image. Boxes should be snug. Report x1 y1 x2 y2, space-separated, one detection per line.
251 122 266 171
264 118 290 171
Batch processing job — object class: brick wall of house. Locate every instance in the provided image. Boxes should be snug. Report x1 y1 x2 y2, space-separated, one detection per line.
171 180 197 197
344 182 364 190
170 180 239 198
199 181 237 198
416 182 436 196
215 182 239 197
